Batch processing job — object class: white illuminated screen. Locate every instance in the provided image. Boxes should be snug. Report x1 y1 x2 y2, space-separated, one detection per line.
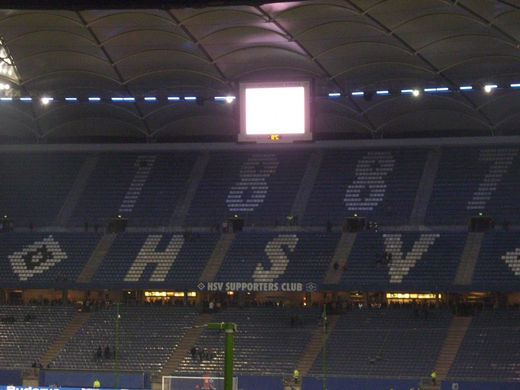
245 86 305 135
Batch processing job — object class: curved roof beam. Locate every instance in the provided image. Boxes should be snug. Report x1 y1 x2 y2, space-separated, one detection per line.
22 70 121 86
296 19 386 39
331 61 435 79
315 113 375 134
123 68 226 85
275 2 357 19
377 108 491 134
35 102 141 121
16 49 107 65
151 113 233 136
476 90 520 110
213 44 308 61
164 10 230 87
393 11 488 32
495 111 520 128
87 11 174 28
317 98 364 116
0 11 84 27
314 40 414 59
232 65 322 80
256 4 377 135
361 94 475 115
5 29 95 46
101 28 188 46
416 33 517 53
113 48 210 66
0 32 41 137
176 8 263 25
198 24 290 43
454 1 520 47
439 54 520 73
345 0 494 133
43 116 148 138
76 10 152 137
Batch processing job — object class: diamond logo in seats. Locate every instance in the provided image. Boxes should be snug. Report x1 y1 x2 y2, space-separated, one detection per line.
305 282 317 292
9 235 67 281
197 282 206 291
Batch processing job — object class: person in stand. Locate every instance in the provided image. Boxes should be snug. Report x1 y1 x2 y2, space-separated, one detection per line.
96 345 102 360
430 370 437 385
104 344 111 359
93 379 100 388
293 369 300 384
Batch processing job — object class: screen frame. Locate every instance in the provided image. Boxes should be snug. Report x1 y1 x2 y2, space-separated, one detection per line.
238 80 312 143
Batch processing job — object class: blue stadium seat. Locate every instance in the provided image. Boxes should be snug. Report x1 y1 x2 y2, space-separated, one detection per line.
308 307 452 378
185 151 309 227
215 232 340 285
448 309 520 380
0 233 99 287
472 231 520 291
426 147 519 225
341 231 466 290
0 153 86 226
71 152 197 227
93 232 220 288
304 149 427 226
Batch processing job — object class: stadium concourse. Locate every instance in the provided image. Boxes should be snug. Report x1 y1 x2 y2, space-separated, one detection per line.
0 1 519 390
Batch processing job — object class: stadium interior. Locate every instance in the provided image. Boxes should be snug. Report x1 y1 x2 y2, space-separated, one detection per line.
0 1 519 390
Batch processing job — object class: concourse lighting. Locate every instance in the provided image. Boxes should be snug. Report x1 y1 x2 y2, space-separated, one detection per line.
111 97 135 102
214 96 236 103
484 84 497 93
401 89 420 97
424 87 450 93
40 97 53 105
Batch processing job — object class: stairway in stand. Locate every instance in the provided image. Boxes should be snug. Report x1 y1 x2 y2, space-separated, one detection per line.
40 311 92 367
160 312 215 376
297 314 340 375
434 315 472 379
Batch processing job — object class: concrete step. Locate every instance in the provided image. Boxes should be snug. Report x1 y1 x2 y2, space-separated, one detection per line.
40 311 91 367
160 313 214 375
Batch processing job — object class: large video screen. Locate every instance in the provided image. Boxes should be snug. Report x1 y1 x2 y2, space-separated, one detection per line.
239 81 312 143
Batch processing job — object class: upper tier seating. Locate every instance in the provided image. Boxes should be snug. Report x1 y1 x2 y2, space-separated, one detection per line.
0 305 75 369
341 231 466 290
185 151 309 227
0 233 99 287
175 306 320 376
93 232 219 288
303 149 427 226
308 307 452 378
51 305 197 372
71 153 197 227
472 231 520 291
0 152 86 226
426 147 519 225
215 232 340 285
448 309 520 380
